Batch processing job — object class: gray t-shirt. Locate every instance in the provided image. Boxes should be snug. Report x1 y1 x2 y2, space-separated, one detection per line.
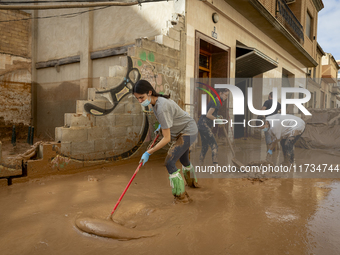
152 97 198 139
267 114 305 141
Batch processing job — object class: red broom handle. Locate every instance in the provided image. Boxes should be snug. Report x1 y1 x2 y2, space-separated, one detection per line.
110 134 160 215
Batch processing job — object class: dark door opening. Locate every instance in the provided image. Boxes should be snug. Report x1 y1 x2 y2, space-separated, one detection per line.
195 31 230 145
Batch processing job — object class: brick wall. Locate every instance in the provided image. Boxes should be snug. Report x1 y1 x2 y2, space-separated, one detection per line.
0 10 31 57
258 0 276 16
0 10 32 141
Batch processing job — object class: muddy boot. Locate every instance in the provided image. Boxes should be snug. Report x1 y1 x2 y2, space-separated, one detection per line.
173 191 193 204
169 170 193 204
182 164 199 188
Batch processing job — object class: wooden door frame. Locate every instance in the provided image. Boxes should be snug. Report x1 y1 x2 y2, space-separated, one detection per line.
194 31 231 122
194 31 231 80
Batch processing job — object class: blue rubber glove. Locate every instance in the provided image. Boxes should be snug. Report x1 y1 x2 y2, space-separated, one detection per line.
154 124 161 135
140 151 151 166
267 149 273 155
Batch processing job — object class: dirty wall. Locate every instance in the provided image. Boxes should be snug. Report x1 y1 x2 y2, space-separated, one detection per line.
55 35 184 161
0 10 32 141
33 2 184 140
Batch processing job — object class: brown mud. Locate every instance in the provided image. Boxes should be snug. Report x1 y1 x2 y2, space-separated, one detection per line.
0 138 340 254
75 217 157 240
1 140 33 166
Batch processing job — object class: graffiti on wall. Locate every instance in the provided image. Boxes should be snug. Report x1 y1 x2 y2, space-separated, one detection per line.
75 49 181 162
80 55 150 161
84 56 141 116
137 51 180 103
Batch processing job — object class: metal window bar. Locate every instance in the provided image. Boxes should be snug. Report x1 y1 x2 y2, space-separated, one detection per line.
275 0 304 43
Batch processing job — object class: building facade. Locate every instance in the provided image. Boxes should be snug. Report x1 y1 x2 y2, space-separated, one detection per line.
1 0 330 161
185 0 323 138
320 53 340 109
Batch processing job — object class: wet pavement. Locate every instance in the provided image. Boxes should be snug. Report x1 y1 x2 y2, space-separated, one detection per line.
0 138 339 255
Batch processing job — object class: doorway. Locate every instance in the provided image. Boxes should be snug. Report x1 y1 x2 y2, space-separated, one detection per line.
195 31 230 145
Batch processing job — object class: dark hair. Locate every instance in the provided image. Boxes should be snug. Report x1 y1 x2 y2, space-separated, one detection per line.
269 92 273 99
216 88 230 94
256 115 266 126
133 80 170 99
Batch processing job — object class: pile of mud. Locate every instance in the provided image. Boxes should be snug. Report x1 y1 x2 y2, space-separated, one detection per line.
245 160 278 180
296 108 340 150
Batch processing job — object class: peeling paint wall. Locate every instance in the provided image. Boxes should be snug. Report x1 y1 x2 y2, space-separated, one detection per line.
129 39 182 106
0 10 32 140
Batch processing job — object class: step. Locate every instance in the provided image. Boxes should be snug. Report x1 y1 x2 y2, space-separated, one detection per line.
76 99 110 115
64 113 96 128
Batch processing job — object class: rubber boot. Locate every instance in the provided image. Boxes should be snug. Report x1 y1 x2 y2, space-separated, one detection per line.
182 164 199 188
169 170 193 204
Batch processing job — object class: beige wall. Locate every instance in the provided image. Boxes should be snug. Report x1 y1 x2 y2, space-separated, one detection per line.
36 9 82 62
303 0 318 59
93 3 175 50
33 2 184 139
35 2 184 62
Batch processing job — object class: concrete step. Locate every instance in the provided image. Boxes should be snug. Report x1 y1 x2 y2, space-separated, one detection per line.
64 113 96 128
155 34 180 51
55 126 89 144
76 99 111 115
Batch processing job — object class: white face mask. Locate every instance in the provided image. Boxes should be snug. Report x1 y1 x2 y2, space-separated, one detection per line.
141 95 151 107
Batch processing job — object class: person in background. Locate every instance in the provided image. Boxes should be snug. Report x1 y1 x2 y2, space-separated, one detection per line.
133 80 198 203
197 88 230 166
261 92 281 150
257 114 305 165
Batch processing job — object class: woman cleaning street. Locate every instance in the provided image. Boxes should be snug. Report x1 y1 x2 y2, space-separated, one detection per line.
133 80 199 203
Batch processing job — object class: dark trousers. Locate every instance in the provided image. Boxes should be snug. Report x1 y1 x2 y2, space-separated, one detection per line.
164 133 197 174
198 120 218 164
280 134 302 164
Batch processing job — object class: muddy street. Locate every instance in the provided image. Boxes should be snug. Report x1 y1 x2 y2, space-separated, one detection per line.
1 139 340 255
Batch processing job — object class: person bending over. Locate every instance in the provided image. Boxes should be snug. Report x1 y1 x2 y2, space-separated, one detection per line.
257 114 305 165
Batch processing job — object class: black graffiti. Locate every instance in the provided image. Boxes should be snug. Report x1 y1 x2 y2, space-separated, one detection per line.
84 56 141 116
81 55 150 162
